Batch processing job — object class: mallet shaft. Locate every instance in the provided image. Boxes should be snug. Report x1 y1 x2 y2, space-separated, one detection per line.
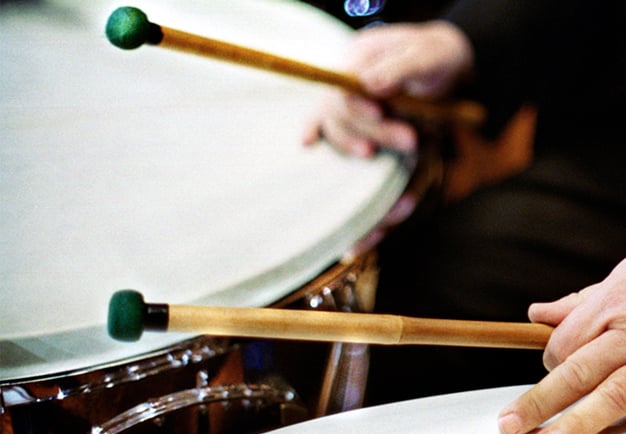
167 305 552 350
161 26 360 92
106 7 486 126
156 26 486 127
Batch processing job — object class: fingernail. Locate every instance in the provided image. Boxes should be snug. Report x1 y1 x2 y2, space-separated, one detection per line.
498 413 523 434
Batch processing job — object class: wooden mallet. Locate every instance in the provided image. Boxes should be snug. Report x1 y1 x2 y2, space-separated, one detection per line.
104 6 486 127
108 290 552 350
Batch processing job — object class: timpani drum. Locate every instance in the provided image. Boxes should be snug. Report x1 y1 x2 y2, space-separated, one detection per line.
267 385 534 433
267 385 626 433
0 0 411 432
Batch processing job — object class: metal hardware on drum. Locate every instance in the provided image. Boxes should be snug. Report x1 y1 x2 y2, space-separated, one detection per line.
0 337 231 411
91 384 298 434
2 0 411 431
271 253 379 416
1 255 379 433
0 337 234 434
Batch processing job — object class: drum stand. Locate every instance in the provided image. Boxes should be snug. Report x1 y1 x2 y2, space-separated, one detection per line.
272 251 379 417
268 131 444 420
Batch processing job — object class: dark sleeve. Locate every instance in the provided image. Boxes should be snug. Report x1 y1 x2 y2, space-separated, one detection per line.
443 0 557 137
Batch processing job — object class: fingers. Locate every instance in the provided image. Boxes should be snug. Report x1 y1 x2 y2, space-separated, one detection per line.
302 21 474 157
528 292 585 326
301 93 381 157
530 282 610 371
302 92 418 157
341 193 418 262
348 25 417 93
341 228 385 264
531 260 626 332
528 282 601 326
301 111 323 146
498 330 626 434
543 366 626 434
350 21 474 99
380 193 419 227
545 275 626 371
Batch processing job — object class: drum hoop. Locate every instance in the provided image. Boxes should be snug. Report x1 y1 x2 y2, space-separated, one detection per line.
91 383 298 434
0 336 233 410
1 253 377 410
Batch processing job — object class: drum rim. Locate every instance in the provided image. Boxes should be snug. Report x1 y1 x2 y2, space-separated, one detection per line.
0 336 233 408
0 0 412 382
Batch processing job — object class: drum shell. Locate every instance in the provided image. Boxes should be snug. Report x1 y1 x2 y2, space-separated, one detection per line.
1 0 407 431
1 337 239 434
1 254 378 434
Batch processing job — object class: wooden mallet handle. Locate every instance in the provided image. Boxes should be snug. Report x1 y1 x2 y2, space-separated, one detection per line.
108 290 552 350
105 7 487 127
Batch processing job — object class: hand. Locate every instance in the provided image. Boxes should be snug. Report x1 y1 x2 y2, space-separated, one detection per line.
302 20 474 157
340 192 418 263
498 258 626 434
341 146 444 262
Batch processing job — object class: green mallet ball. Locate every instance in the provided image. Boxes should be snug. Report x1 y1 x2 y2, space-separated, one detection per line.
108 289 146 341
105 6 154 49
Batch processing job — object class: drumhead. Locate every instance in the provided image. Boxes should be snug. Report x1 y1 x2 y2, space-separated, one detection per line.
0 0 410 381
267 385 535 433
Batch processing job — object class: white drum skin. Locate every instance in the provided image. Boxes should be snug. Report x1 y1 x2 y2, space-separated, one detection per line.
0 0 409 381
267 384 626 433
267 385 534 433
0 0 410 432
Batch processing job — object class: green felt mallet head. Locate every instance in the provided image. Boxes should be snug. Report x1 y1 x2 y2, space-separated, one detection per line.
108 289 169 341
107 289 146 341
105 6 163 49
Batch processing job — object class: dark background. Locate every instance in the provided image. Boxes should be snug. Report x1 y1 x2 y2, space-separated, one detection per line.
298 1 455 27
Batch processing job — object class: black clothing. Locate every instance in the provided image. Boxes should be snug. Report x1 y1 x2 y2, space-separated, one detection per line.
449 1 626 153
367 0 626 406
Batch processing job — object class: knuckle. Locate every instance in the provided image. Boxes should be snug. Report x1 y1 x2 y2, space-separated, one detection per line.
556 410 597 434
523 393 546 422
559 358 594 395
599 369 626 413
